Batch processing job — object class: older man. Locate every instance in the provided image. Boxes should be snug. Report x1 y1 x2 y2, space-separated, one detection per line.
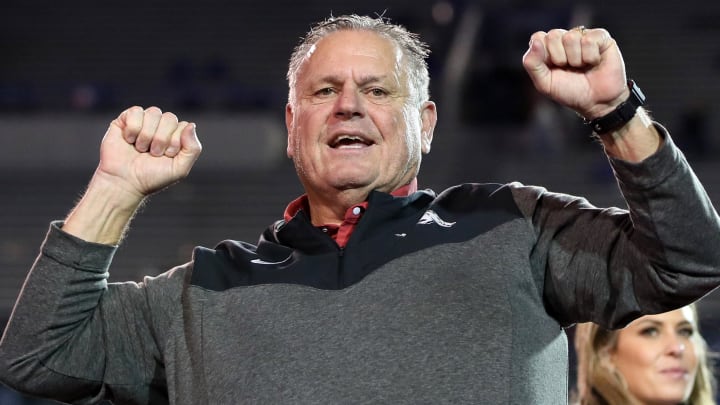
1 14 719 405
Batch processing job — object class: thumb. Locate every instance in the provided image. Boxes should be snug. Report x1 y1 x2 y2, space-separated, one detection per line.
175 123 202 175
111 106 144 144
522 34 551 92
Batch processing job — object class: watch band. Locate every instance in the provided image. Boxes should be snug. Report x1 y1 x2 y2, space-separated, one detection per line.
585 80 646 134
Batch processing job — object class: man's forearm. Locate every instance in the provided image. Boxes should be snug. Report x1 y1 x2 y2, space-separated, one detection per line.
62 172 145 245
598 108 662 163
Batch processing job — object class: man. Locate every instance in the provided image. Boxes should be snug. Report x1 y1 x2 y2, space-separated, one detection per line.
1 14 719 405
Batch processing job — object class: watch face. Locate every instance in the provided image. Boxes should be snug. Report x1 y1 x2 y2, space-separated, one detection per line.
630 81 646 105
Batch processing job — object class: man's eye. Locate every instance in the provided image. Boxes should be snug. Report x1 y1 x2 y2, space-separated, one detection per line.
368 88 388 97
315 88 335 96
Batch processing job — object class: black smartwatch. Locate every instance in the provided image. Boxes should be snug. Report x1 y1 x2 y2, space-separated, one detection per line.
585 80 646 134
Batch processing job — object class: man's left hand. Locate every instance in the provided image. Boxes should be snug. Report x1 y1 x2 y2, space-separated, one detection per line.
522 27 629 120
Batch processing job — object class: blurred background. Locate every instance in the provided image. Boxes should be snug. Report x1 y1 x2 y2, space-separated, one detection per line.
1 0 720 403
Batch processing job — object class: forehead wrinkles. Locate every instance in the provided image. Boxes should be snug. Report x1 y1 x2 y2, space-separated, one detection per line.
299 31 407 86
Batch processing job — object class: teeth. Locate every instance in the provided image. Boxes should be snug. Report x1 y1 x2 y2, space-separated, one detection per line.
332 135 368 147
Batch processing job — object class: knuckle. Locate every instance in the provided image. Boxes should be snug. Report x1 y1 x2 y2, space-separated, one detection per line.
162 111 179 124
144 106 163 116
562 33 577 46
126 119 143 134
547 29 564 39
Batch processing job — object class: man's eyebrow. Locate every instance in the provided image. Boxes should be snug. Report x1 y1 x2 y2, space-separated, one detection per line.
313 74 391 86
356 74 391 86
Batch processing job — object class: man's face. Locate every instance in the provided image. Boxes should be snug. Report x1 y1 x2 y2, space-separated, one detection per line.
286 30 436 201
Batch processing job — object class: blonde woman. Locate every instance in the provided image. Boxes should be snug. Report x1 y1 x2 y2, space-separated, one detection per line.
573 305 716 404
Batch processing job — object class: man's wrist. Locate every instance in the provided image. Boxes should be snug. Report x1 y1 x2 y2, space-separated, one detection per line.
584 80 646 134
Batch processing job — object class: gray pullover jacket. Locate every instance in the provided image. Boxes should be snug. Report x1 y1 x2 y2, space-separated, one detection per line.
1 133 720 404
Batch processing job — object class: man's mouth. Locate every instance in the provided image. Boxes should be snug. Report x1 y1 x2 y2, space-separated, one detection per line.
330 135 374 149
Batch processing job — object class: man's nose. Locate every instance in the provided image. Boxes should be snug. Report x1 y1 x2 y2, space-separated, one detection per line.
333 89 365 119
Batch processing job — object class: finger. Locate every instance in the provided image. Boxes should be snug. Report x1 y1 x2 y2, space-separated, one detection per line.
581 28 612 65
134 106 163 152
545 29 568 66
149 112 179 157
175 123 202 176
112 106 144 144
164 121 188 158
563 29 584 67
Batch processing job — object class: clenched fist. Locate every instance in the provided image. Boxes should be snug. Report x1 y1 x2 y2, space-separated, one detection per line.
522 27 629 121
97 106 202 199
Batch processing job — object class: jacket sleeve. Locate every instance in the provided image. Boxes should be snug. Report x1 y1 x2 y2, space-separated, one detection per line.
0 222 185 405
514 127 720 328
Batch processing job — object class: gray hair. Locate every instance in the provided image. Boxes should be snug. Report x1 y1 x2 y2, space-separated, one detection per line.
286 14 431 106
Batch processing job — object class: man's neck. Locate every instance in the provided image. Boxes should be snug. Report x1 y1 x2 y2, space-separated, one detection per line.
302 179 418 227
305 188 372 226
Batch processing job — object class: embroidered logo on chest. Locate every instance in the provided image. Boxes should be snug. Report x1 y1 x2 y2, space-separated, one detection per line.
417 209 456 228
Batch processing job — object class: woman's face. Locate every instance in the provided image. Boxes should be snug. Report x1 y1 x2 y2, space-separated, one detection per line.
610 307 699 405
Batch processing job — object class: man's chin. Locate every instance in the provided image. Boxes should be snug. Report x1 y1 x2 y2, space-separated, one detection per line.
333 180 373 191
326 172 374 189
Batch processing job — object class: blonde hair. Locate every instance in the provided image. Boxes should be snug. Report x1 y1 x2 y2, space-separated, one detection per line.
573 305 717 405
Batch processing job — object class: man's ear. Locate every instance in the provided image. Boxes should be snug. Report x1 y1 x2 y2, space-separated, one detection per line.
420 101 437 154
285 103 294 158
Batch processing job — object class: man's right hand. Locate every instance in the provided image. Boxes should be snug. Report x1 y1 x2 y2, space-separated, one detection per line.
97 106 202 199
62 106 202 244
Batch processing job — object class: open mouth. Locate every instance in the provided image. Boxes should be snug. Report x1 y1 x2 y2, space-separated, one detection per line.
330 135 374 149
